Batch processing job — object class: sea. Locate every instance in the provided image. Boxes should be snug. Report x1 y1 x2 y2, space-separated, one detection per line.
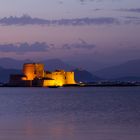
0 87 140 140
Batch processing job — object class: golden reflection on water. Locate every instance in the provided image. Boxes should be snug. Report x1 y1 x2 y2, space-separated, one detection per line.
23 118 75 139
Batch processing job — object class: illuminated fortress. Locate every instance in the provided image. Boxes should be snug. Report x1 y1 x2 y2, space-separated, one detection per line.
9 63 76 87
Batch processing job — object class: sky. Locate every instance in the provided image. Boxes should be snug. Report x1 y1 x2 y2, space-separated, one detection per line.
0 0 140 70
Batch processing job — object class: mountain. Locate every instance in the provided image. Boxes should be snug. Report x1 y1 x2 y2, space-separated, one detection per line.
42 59 75 71
0 67 99 83
0 67 21 82
0 58 75 70
94 59 140 80
68 59 107 71
74 68 100 82
0 58 24 69
0 58 75 82
1 57 140 82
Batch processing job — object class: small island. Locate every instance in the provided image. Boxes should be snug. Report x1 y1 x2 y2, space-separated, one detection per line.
7 63 77 87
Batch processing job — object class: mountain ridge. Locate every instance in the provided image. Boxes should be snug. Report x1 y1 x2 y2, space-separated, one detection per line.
0 57 98 82
94 59 140 80
0 57 140 82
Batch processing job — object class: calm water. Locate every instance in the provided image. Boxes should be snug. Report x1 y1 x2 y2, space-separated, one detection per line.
0 87 140 140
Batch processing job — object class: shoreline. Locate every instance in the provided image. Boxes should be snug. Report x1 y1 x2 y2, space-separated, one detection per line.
0 83 140 88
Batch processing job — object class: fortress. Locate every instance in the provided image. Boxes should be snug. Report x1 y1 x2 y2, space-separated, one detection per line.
9 63 76 87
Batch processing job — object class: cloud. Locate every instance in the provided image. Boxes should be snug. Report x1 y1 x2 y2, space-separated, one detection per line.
78 0 124 3
0 42 49 53
92 8 102 11
123 16 140 24
0 14 140 27
0 15 49 25
0 40 96 54
0 15 120 26
119 8 140 13
62 39 96 50
124 16 140 19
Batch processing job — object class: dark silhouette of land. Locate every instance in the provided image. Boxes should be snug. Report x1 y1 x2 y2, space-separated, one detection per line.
0 57 140 84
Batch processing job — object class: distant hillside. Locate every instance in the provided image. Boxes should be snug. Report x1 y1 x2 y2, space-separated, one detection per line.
68 59 107 71
0 57 75 70
42 59 75 71
0 58 24 69
94 59 140 80
0 67 21 82
0 57 99 83
2 57 140 82
0 67 100 83
74 69 100 82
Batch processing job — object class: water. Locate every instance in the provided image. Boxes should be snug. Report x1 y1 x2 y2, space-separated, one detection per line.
0 87 140 140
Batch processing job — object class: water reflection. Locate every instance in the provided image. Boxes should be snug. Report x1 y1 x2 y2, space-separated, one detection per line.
0 87 140 140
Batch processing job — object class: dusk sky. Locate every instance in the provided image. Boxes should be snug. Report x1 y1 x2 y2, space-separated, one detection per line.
0 0 140 70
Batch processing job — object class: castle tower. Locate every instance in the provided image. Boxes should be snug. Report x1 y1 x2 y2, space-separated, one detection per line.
65 72 76 84
23 63 44 80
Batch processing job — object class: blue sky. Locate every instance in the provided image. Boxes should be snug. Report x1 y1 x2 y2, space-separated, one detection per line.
0 0 140 70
